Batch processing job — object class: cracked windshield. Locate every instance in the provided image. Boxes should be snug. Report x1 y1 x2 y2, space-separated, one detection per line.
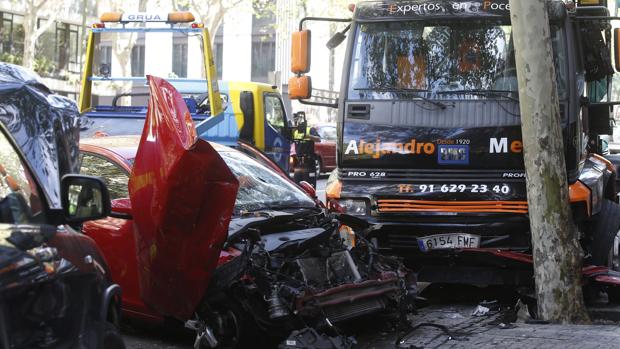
348 21 567 100
220 150 315 214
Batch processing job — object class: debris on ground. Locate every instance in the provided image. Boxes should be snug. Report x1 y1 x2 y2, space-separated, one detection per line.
471 305 490 317
278 328 356 349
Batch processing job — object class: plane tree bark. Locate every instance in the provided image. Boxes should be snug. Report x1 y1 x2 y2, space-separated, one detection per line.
509 0 589 323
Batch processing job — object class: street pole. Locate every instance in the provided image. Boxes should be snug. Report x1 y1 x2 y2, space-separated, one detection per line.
509 0 589 323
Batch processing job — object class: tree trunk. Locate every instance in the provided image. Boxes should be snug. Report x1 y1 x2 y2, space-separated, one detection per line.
21 11 38 69
509 0 589 323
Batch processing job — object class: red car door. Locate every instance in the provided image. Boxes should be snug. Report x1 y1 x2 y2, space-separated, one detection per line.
79 150 161 321
128 76 239 320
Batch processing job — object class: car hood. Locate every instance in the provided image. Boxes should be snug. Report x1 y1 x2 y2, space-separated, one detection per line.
0 63 80 209
128 76 239 319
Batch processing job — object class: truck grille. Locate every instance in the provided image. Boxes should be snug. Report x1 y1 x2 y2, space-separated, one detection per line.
377 200 528 214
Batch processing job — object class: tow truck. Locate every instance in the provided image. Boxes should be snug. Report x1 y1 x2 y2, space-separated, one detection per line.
78 11 294 171
289 0 620 293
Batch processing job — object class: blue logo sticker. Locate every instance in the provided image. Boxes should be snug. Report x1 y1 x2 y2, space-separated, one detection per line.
437 145 469 165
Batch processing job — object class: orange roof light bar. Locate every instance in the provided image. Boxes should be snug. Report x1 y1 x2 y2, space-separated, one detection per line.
100 12 122 22
99 11 195 23
168 12 195 23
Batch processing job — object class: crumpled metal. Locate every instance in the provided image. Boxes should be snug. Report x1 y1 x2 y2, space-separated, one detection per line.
0 63 79 209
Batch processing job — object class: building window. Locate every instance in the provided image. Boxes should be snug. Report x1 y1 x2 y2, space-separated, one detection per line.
172 36 188 78
54 22 80 74
100 45 112 67
34 20 80 76
251 5 276 83
131 44 145 77
0 12 24 60
214 42 223 79
214 26 223 79
251 39 275 83
37 19 56 69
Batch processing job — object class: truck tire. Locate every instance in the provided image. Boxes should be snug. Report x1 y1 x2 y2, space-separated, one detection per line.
590 199 620 302
590 200 620 267
102 322 126 349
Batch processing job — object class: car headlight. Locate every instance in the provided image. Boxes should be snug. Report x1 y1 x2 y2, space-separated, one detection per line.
338 225 356 249
335 199 368 215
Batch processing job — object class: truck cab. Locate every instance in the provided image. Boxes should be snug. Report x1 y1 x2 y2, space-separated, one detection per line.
290 0 620 286
78 11 293 171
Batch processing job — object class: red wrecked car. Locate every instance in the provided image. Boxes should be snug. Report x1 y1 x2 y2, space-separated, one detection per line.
80 76 415 348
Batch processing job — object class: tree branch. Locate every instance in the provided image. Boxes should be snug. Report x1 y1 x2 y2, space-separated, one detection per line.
33 9 61 40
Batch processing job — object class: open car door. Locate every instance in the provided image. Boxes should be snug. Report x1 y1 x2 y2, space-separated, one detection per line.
128 76 239 319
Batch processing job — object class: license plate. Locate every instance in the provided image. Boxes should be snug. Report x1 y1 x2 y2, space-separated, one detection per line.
417 233 480 252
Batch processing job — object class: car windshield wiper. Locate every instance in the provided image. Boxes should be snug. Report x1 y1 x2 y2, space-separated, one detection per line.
264 205 320 213
354 87 447 110
436 89 519 103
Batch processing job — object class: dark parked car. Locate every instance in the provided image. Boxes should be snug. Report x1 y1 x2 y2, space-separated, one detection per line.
79 76 415 347
0 63 124 348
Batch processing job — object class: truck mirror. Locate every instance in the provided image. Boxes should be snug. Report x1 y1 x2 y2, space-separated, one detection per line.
289 76 312 100
291 30 311 74
326 24 351 50
614 28 620 72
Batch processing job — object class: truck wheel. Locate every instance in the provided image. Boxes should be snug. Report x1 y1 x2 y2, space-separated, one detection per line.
590 199 620 302
103 322 126 349
590 200 620 266
315 158 322 179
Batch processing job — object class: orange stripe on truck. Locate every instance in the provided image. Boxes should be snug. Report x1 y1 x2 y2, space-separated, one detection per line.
377 200 529 214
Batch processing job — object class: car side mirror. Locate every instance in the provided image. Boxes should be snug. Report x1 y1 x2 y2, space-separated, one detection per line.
110 198 133 219
299 181 317 198
61 175 111 223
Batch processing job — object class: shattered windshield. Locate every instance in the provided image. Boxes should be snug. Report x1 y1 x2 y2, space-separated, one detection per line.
347 20 567 99
219 150 316 213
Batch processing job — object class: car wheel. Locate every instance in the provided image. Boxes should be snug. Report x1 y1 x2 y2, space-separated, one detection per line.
200 301 258 349
102 321 126 349
315 158 322 179
590 199 620 302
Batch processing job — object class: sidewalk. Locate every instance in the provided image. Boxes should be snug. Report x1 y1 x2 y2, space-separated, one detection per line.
359 305 620 349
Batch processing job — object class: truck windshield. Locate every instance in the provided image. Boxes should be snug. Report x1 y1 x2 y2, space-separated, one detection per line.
347 21 567 100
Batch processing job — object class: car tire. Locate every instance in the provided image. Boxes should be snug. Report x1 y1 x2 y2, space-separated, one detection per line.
102 321 126 349
315 158 322 179
202 301 258 349
590 199 620 302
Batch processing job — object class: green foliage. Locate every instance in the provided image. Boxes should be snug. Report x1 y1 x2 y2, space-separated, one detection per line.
33 56 56 76
0 53 23 65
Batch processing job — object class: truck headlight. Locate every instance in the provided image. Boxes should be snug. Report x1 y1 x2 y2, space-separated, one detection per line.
335 199 368 216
